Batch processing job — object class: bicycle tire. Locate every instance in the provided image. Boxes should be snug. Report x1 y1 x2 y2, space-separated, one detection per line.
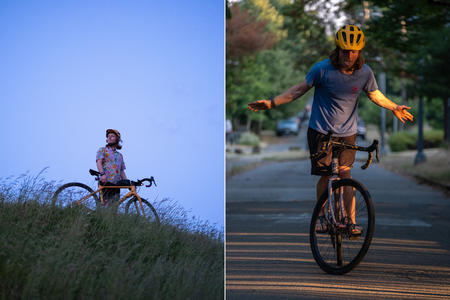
124 197 160 225
334 188 343 266
51 182 100 211
310 178 375 275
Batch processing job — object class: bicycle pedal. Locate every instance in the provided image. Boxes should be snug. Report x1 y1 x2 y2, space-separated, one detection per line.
337 223 347 229
349 234 362 240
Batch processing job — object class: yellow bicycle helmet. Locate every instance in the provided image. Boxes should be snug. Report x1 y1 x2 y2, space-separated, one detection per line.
335 25 365 50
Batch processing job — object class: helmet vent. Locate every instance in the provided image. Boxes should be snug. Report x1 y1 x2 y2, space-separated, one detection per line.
342 32 347 43
356 34 362 44
350 34 354 44
350 26 355 31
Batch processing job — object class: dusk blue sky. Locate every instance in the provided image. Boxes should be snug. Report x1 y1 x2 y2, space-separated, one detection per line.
0 1 224 229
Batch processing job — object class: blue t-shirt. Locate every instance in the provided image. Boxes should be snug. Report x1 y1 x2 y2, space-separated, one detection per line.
306 59 378 137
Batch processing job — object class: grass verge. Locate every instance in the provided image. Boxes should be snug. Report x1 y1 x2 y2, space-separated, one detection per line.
380 148 450 191
0 173 223 299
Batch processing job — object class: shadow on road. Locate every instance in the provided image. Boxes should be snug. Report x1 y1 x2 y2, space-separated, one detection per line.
226 157 450 299
227 230 450 299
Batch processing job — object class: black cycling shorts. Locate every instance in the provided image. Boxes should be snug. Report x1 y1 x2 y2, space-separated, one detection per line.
307 127 357 176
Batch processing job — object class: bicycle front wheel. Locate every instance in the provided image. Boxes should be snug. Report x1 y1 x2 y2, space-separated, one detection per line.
310 178 375 275
51 182 100 211
125 197 160 225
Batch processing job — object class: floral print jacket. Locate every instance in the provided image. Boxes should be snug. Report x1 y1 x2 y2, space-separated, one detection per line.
96 146 126 184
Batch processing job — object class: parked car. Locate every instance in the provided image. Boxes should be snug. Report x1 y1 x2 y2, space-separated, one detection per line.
357 119 367 140
276 117 299 136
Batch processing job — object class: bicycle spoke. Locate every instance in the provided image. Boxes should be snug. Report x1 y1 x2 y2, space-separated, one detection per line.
52 183 99 211
125 197 160 225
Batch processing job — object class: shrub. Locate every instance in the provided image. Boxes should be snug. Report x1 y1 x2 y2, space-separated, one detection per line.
388 131 416 151
423 130 445 148
238 131 260 146
388 130 444 152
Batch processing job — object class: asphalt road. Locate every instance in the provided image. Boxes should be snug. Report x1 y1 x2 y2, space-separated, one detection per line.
226 132 450 299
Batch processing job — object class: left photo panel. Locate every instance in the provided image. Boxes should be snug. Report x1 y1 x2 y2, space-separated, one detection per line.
0 1 224 298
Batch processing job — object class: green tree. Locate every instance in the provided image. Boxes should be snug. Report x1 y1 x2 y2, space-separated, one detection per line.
227 0 332 131
240 0 287 40
343 0 449 136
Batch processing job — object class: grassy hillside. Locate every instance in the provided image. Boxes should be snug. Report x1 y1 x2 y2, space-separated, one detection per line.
0 174 223 299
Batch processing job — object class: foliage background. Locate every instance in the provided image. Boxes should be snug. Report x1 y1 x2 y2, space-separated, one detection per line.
227 0 449 140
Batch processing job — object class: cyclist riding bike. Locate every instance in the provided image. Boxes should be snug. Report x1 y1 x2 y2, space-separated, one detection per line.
248 25 414 235
96 129 128 206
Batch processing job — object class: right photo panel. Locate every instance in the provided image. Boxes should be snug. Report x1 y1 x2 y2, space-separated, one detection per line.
226 0 450 299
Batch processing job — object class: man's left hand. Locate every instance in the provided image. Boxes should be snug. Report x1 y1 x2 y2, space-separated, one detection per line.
393 105 414 123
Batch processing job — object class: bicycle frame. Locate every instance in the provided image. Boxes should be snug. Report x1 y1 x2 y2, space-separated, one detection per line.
327 155 347 227
320 138 377 227
75 184 149 217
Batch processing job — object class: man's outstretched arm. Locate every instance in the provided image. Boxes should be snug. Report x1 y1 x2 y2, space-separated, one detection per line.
367 89 414 123
248 79 312 111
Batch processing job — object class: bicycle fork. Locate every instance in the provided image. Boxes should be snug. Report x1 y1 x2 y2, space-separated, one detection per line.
133 195 147 218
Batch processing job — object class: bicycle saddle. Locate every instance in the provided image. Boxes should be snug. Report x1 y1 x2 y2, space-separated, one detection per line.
89 169 100 176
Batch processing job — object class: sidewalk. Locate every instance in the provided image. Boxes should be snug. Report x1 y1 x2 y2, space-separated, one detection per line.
226 145 308 178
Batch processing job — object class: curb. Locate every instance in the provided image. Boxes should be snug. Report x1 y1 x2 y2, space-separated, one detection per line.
379 163 450 195
412 174 450 193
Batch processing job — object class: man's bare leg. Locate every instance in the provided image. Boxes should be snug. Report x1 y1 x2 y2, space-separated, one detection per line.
317 175 330 213
315 175 330 232
339 166 356 224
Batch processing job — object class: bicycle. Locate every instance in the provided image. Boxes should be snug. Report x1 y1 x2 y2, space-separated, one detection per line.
51 169 160 224
309 133 379 275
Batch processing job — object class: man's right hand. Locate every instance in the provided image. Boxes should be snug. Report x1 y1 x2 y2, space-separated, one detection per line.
100 175 107 183
248 100 272 112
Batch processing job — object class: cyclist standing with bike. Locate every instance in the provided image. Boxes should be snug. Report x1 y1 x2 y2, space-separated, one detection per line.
248 25 414 234
96 129 128 205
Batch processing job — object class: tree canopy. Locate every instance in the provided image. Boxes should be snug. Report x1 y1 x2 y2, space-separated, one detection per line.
226 0 332 129
227 0 449 133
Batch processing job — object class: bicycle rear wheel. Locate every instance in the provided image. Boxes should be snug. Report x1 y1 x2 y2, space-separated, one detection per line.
310 178 375 275
51 182 100 211
125 197 160 225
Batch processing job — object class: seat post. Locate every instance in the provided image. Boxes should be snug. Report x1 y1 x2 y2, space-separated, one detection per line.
331 146 340 176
